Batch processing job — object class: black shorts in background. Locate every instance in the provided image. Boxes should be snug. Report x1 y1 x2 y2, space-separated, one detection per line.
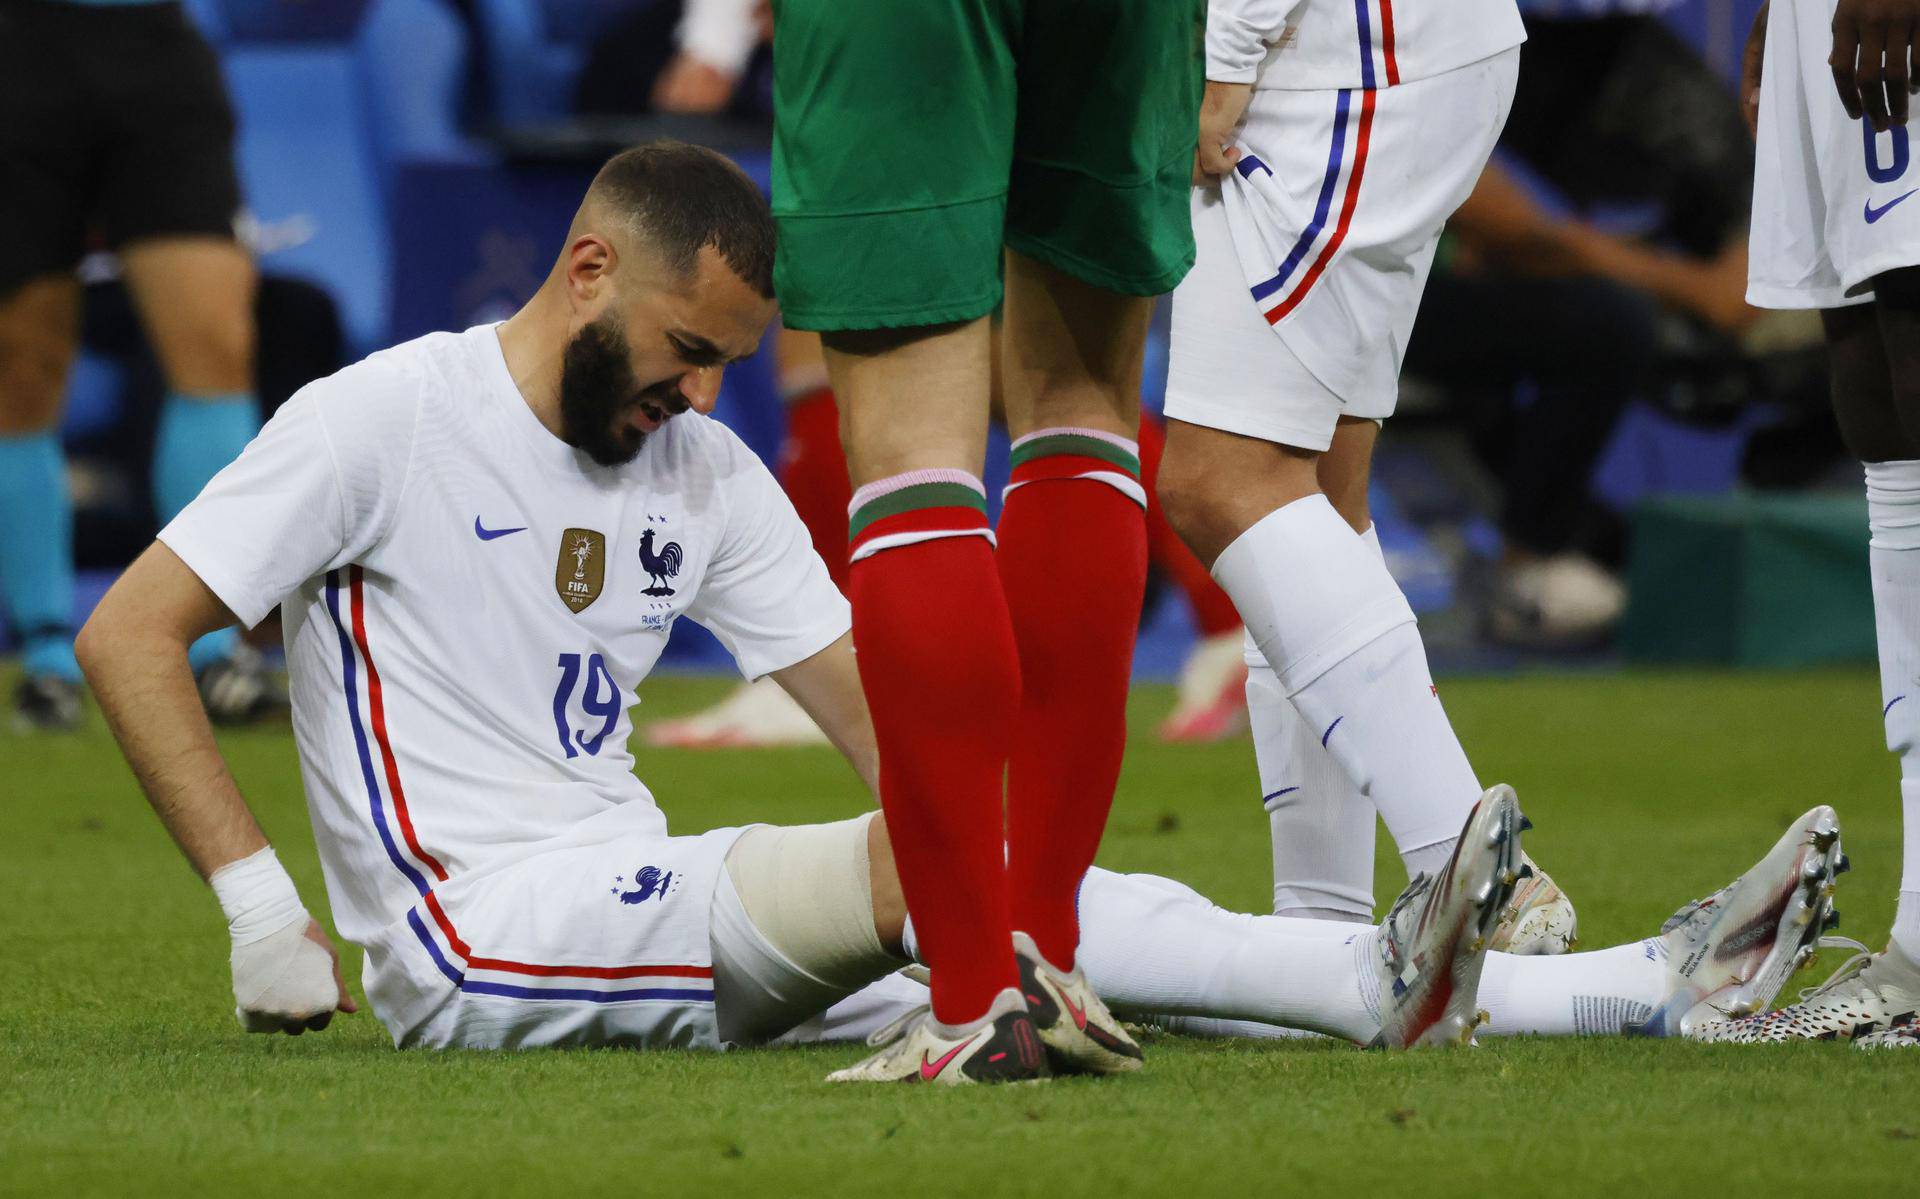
0 0 243 296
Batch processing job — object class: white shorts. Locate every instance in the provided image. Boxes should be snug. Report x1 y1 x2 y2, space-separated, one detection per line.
1166 49 1519 451
363 825 748 1050
1750 0 1920 308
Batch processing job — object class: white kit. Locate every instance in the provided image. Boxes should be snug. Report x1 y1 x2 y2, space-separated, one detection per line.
161 324 850 1048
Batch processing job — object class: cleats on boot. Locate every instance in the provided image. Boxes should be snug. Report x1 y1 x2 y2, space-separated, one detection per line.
1637 806 1846 1038
1693 936 1920 1044
1488 855 1578 955
1370 785 1524 1049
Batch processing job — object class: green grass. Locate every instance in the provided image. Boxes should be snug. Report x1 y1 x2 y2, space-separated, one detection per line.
6 668 1920 1196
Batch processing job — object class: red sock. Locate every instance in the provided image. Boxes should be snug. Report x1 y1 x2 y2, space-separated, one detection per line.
778 387 852 592
997 430 1149 969
1139 414 1242 636
848 472 1019 1024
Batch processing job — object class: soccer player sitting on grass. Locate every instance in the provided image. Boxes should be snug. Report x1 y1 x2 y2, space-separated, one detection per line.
77 142 1845 1078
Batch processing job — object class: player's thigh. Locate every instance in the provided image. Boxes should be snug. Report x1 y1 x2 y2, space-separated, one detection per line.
1873 268 1920 454
0 1 89 422
0 276 82 435
118 238 257 393
823 319 995 484
1006 0 1204 298
1822 302 1916 463
711 814 902 1045
1319 417 1378 533
92 4 252 393
387 828 744 1051
770 0 1017 332
999 249 1151 439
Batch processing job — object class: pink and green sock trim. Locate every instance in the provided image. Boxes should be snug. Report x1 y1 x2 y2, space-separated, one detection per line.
1004 427 1146 508
848 469 994 563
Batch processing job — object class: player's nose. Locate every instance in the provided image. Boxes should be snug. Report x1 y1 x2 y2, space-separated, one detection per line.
680 366 722 415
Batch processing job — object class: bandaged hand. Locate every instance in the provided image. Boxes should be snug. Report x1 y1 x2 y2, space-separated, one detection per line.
210 847 357 1034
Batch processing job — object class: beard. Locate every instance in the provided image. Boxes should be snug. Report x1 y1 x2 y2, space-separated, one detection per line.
558 316 681 467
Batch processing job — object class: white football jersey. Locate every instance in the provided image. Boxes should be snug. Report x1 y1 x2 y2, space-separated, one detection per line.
1208 0 1526 92
160 324 850 950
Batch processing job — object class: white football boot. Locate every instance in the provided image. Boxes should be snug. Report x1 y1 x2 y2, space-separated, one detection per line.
1637 806 1845 1038
644 676 829 749
825 987 1049 1085
1012 931 1144 1074
1369 785 1525 1049
1692 935 1920 1045
1855 1020 1920 1050
1489 855 1578 955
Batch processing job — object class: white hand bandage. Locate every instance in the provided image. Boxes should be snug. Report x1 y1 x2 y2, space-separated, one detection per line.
210 847 335 1033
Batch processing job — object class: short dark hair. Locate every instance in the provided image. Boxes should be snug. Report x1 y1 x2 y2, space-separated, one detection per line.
588 141 776 298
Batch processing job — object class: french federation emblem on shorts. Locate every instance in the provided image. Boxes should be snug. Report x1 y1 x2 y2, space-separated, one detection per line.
555 527 606 613
611 865 677 905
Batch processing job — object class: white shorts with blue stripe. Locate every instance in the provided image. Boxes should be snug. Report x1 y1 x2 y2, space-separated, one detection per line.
361 825 748 1051
1749 0 1920 309
1166 49 1519 452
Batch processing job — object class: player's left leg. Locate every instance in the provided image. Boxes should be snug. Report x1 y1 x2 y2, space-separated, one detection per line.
119 237 270 715
98 4 270 718
995 249 1152 967
1705 280 1920 1046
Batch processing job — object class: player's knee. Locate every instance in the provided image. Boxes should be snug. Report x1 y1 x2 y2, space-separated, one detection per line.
1154 448 1231 544
0 331 72 434
163 315 255 393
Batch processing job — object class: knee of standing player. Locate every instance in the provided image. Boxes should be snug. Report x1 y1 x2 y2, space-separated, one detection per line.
166 312 256 394
1155 445 1258 564
0 327 72 434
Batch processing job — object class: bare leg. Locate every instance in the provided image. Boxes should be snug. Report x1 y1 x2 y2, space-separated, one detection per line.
0 275 83 683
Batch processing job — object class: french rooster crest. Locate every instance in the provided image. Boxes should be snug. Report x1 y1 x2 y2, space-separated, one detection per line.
638 528 683 596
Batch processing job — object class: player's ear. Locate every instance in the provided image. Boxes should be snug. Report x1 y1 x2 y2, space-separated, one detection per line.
565 234 617 306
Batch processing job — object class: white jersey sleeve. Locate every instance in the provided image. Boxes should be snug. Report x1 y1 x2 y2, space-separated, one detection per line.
1208 0 1307 83
676 0 759 75
157 360 420 629
683 425 850 680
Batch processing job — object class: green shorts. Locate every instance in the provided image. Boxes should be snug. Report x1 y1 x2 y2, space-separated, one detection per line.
770 0 1203 331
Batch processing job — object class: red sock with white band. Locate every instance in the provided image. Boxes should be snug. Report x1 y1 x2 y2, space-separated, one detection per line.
847 470 1020 1024
997 428 1148 969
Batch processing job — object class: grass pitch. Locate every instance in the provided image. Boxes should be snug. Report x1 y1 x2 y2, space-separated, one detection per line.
5 667 1920 1197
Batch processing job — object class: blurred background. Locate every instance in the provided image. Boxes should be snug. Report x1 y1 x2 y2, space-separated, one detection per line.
3 0 1872 744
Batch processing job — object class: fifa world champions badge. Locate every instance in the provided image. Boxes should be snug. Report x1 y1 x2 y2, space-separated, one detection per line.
555 528 606 613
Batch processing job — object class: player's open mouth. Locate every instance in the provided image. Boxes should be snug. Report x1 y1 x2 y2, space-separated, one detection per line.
629 403 668 435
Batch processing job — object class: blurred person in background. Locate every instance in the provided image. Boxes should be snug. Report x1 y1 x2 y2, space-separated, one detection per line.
0 0 271 730
1407 0 1761 647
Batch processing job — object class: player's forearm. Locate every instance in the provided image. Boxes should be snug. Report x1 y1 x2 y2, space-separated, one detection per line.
770 633 880 797
76 617 266 880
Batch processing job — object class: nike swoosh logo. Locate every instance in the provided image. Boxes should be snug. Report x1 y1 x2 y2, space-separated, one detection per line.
1056 982 1088 1031
919 1031 982 1081
474 517 527 541
1865 189 1918 223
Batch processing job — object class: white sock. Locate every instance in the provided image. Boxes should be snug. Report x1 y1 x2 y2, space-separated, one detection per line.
1250 643 1377 920
1075 867 1378 1041
1150 942 1671 1041
1866 461 1920 961
1475 941 1668 1036
1215 496 1481 877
